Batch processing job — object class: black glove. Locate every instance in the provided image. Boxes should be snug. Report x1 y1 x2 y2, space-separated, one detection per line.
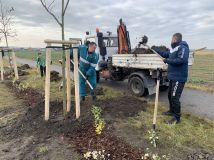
163 58 168 63
151 46 156 50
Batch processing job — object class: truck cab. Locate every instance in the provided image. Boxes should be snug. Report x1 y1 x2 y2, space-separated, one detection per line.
85 31 118 71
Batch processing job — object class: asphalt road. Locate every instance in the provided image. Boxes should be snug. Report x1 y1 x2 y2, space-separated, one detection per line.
16 57 214 120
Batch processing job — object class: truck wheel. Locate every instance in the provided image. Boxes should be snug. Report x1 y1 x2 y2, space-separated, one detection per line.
128 76 145 97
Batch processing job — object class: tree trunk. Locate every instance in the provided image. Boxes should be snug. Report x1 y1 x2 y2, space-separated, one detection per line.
4 34 12 67
61 0 67 117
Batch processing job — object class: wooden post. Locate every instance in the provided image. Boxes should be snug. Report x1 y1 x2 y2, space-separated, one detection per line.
12 51 19 80
73 48 80 119
152 69 161 130
66 49 71 112
0 52 3 81
45 44 51 121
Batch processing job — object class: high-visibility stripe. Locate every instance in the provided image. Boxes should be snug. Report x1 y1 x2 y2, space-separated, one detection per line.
90 63 97 67
80 57 90 64
80 57 97 68
173 81 179 96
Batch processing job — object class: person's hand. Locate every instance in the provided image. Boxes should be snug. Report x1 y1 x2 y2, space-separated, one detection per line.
163 58 168 63
151 46 156 50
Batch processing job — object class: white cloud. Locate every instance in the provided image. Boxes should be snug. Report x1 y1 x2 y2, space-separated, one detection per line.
1 0 214 49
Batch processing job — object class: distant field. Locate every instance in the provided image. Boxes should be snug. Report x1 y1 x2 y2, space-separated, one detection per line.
15 50 63 65
188 50 214 84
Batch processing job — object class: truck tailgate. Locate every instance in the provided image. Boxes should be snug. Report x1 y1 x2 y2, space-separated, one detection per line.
112 54 167 70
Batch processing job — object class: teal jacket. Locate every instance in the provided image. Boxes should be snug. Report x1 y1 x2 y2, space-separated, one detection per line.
71 45 99 77
36 56 46 67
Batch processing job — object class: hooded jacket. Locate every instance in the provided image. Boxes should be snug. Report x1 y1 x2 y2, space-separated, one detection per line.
154 41 189 82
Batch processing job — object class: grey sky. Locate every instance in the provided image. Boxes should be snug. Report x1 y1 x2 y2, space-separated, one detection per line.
3 0 214 48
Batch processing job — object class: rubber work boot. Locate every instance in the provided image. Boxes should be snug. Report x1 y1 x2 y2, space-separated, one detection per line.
80 96 85 102
92 95 97 101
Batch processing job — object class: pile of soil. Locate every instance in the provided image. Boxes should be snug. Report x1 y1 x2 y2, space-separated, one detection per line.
50 71 61 82
132 45 169 54
18 64 31 70
5 81 43 107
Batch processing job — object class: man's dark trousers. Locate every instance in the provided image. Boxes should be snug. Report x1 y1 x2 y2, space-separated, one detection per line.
40 66 46 77
168 80 185 120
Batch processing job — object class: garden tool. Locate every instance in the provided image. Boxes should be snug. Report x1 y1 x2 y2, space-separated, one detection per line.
70 59 96 94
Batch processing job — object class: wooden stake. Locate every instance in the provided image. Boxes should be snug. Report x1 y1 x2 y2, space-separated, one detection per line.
152 70 161 130
45 44 51 121
66 49 71 112
73 48 80 119
0 52 3 81
12 51 19 80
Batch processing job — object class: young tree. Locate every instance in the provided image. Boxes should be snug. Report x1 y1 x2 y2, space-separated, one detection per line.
0 0 16 48
40 0 70 116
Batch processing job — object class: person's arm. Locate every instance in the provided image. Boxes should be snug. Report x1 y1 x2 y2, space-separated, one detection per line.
165 47 188 65
152 47 170 58
86 54 99 77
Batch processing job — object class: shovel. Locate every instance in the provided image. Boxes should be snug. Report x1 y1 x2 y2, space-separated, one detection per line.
153 69 161 130
70 59 95 94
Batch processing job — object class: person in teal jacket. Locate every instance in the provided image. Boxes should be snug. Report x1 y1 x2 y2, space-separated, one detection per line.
71 42 99 101
36 52 46 77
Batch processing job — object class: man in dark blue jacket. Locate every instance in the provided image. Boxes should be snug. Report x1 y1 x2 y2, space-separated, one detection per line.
153 33 189 124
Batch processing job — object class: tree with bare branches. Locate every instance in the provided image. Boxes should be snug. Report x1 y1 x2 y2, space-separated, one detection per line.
0 0 16 48
40 0 70 116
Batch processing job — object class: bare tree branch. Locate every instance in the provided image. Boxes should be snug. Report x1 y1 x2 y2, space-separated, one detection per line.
63 0 70 16
0 0 16 47
40 0 62 27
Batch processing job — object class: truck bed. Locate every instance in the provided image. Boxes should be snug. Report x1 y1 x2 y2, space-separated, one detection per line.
112 52 194 70
112 54 167 70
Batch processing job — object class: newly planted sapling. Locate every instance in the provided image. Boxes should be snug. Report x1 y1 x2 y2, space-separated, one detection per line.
91 106 105 135
148 130 159 148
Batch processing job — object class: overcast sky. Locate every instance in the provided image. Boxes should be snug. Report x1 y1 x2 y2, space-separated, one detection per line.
3 0 214 49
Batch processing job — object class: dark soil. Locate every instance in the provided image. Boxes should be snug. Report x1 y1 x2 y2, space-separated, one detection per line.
132 45 169 54
50 71 61 82
1 80 147 159
18 64 31 70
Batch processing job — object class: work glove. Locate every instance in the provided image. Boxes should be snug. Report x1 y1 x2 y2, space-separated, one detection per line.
151 46 156 50
163 58 168 63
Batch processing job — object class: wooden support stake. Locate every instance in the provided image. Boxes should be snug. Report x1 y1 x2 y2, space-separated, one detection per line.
66 49 71 112
45 44 51 121
73 48 80 119
12 51 19 80
152 70 161 130
0 52 3 81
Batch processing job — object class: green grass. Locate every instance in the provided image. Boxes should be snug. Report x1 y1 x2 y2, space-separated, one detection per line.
115 102 214 159
20 69 65 101
0 82 25 127
187 51 214 91
15 50 63 65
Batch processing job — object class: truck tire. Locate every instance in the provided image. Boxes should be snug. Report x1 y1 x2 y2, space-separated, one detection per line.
128 76 145 97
